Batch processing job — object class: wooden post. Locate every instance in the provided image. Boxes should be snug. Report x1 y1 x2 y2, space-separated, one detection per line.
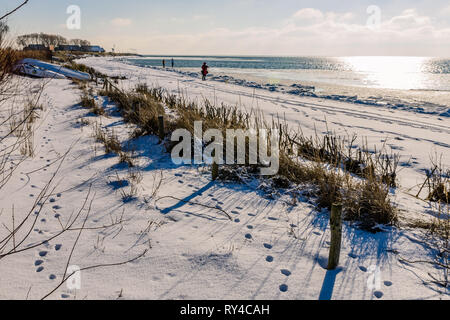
327 203 343 270
158 115 165 141
212 160 219 181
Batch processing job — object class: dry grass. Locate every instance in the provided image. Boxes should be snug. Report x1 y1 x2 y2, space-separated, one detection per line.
96 83 398 230
99 88 165 137
426 159 449 204
92 122 122 154
80 90 105 116
65 62 107 79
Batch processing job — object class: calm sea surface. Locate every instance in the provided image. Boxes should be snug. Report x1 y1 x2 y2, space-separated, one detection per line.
126 56 450 91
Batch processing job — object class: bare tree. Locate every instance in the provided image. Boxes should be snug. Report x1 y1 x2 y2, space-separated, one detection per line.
0 21 9 46
0 0 29 21
17 33 68 48
70 39 91 46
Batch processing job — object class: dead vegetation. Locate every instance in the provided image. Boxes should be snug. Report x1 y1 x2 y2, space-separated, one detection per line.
93 83 399 230
92 122 122 155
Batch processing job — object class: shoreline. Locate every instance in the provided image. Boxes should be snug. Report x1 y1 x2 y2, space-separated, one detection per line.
116 57 450 118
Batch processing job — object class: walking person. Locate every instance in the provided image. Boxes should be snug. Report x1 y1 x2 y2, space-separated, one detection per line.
162 59 166 68
201 62 209 81
171 58 174 68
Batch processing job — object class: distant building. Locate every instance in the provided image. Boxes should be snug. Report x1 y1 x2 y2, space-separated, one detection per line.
81 45 105 53
55 45 82 52
24 44 48 51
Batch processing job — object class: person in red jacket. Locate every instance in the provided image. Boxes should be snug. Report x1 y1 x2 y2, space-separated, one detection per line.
201 62 209 81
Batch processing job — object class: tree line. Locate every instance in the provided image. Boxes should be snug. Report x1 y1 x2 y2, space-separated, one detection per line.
16 33 91 48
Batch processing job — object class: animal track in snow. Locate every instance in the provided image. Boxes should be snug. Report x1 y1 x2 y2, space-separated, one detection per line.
374 291 383 299
384 281 393 287
279 284 288 292
38 251 48 257
281 269 291 276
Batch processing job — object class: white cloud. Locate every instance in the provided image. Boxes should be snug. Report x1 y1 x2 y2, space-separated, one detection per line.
441 5 450 16
100 8 450 56
293 8 324 21
111 18 132 27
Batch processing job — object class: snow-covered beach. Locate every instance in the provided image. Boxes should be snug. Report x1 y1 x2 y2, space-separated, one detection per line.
0 56 448 300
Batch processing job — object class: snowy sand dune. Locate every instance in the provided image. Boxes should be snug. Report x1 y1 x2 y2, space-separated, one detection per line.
0 57 448 299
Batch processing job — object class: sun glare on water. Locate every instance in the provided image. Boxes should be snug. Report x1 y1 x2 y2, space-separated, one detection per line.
340 56 432 90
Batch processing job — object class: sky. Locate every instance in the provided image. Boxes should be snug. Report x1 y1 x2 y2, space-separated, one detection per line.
3 0 450 56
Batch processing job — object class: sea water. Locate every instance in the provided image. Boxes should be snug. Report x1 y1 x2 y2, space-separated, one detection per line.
125 55 450 116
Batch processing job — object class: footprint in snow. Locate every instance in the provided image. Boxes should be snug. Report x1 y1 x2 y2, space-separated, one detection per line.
281 269 291 276
248 213 256 217
266 256 274 263
36 266 44 272
236 207 243 210
268 217 278 221
39 251 48 257
384 281 393 287
359 266 367 272
247 225 254 230
374 291 384 299
35 260 44 266
52 205 62 210
49 274 56 280
348 253 357 259
55 244 62 251
231 211 240 215
263 243 273 249
234 219 240 223
279 284 288 292
245 234 253 240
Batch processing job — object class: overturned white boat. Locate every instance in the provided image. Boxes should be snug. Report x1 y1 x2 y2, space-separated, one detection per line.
15 58 91 81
